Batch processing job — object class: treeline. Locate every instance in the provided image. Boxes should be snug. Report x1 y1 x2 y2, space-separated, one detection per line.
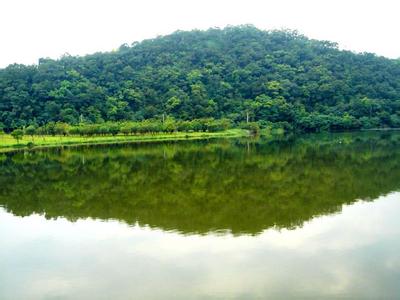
11 118 232 137
1 25 400 132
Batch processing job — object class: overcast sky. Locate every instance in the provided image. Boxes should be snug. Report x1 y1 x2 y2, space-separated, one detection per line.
1 0 399 68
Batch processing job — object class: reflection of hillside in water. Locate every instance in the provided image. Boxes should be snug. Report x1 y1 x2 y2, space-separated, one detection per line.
1 132 400 235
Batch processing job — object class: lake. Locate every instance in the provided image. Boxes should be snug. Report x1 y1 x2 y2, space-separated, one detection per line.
1 132 400 299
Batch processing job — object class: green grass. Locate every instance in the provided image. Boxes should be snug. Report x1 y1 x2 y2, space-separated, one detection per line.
0 129 248 152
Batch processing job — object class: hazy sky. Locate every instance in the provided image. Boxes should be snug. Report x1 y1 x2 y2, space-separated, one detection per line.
1 0 399 67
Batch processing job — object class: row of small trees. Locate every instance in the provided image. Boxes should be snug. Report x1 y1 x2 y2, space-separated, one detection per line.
14 118 232 138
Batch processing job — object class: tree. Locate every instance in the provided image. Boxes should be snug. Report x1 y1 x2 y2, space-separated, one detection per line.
243 99 261 123
11 129 24 144
1 26 400 132
240 122 260 135
54 122 70 136
25 125 36 138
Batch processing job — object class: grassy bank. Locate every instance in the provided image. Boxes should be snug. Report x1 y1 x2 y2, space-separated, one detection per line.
0 129 248 152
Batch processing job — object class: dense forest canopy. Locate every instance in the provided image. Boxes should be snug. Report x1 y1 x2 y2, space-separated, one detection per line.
1 25 400 132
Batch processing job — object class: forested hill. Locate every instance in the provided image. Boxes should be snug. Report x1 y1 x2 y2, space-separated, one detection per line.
1 25 400 132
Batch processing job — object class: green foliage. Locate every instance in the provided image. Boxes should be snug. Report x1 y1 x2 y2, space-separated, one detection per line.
25 118 231 137
240 122 260 135
54 122 70 136
1 26 400 132
25 125 36 137
10 129 24 143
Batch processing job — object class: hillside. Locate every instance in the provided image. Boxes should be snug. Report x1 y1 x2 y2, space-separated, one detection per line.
1 25 400 132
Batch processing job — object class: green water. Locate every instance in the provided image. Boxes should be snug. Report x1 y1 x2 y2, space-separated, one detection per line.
1 132 400 299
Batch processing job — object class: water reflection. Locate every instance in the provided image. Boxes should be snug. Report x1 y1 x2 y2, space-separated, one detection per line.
1 132 400 299
1 132 400 234
0 193 399 299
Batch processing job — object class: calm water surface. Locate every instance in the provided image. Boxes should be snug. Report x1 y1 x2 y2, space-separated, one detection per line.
1 132 400 299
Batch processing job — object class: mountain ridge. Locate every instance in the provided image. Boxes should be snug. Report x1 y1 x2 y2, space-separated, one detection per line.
1 25 399 132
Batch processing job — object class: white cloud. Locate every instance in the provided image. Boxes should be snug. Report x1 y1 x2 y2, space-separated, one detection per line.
0 0 399 67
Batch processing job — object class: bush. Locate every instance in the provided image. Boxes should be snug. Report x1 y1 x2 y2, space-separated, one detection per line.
240 122 260 135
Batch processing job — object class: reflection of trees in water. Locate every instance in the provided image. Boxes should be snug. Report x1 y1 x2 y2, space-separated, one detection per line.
1 132 400 235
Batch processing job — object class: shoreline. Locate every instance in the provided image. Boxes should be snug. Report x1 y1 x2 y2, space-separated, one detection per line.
0 129 249 153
